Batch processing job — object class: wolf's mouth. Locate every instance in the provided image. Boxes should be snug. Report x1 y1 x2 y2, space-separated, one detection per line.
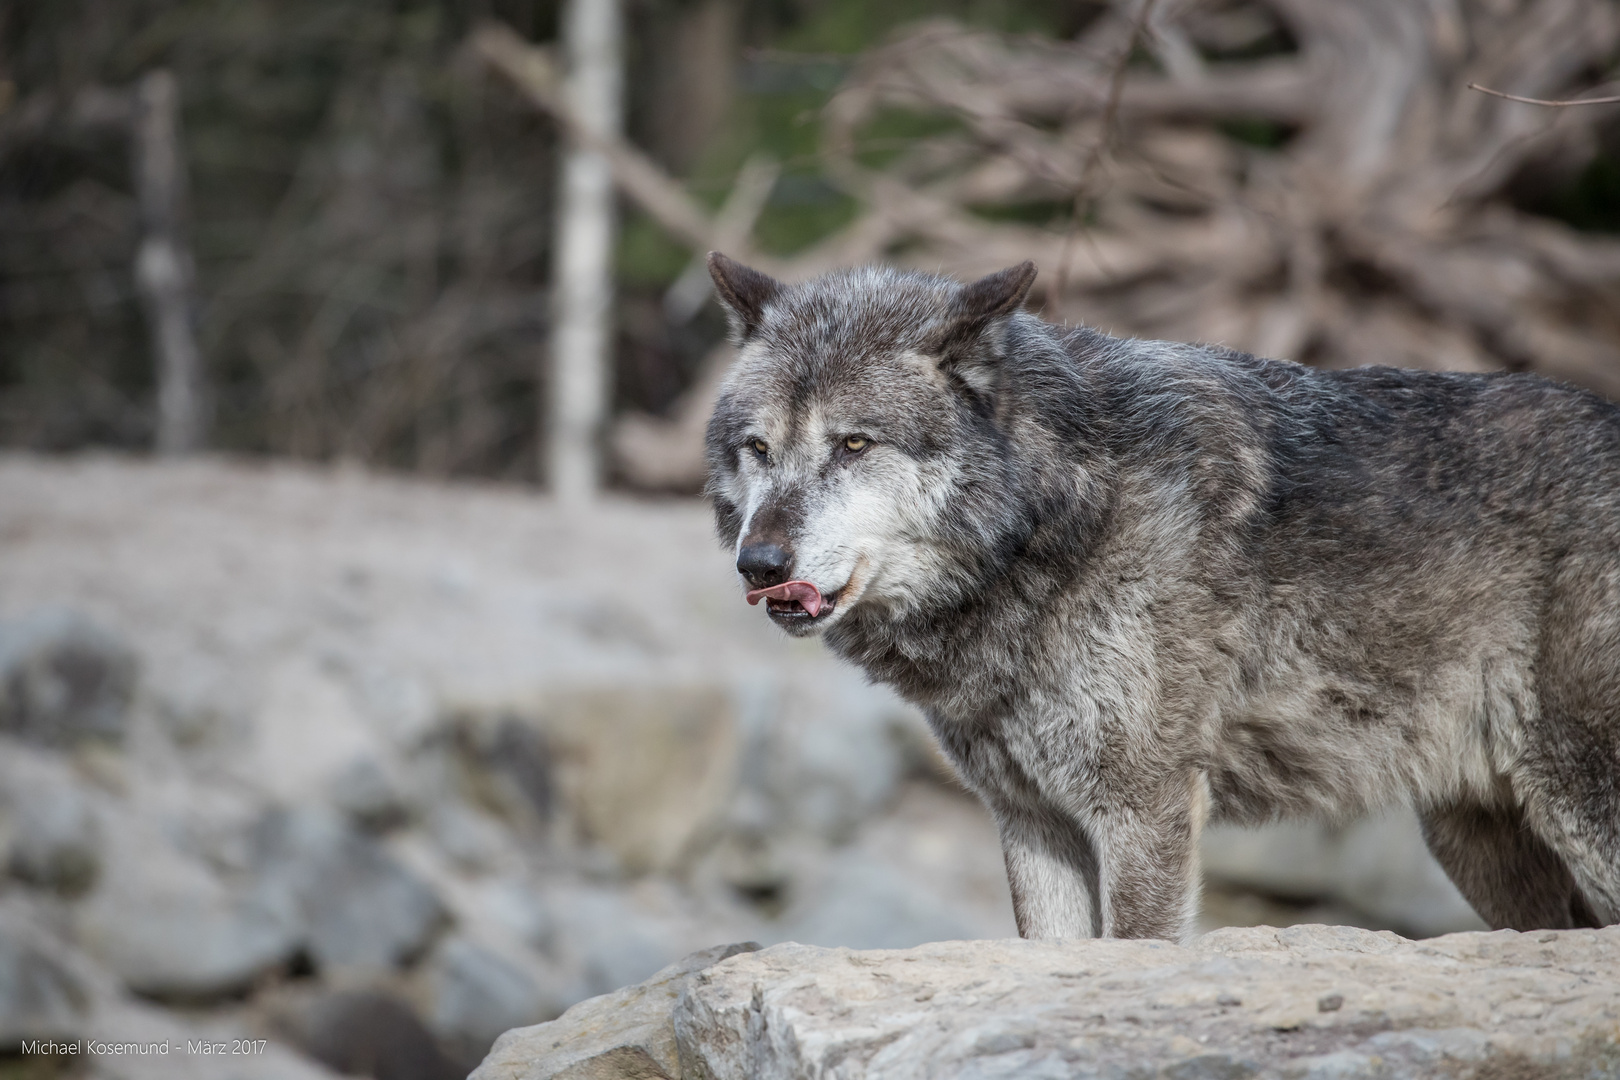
746 579 836 623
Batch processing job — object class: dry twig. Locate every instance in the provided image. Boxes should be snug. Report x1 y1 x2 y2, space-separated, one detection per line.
1467 82 1620 107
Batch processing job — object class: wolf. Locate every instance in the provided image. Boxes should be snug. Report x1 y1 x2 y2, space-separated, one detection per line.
701 252 1620 942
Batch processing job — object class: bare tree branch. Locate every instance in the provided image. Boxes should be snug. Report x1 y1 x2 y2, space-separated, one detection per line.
471 22 718 254
1468 82 1620 107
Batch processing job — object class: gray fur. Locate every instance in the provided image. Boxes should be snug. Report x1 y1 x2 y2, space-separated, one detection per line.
703 256 1620 942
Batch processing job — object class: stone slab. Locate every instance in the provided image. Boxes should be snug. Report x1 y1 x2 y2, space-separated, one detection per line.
473 943 760 1080
670 926 1620 1079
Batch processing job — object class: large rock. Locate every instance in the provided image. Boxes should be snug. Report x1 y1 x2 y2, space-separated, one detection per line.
73 812 298 999
270 988 462 1080
536 882 717 1002
0 611 136 746
251 808 447 974
477 926 1620 1079
528 683 741 875
675 928 1620 1079
0 906 90 1049
700 671 921 905
0 744 103 896
421 935 563 1069
472 942 758 1080
772 782 1017 950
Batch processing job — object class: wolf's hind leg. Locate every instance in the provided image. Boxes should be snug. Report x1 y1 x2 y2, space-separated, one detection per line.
1515 773 1620 926
1418 799 1599 930
1527 574 1620 924
994 803 1101 939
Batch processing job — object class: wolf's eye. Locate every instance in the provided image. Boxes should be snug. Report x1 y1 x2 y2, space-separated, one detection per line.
843 436 869 453
750 439 769 458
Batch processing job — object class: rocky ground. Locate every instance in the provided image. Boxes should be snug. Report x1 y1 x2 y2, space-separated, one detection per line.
0 454 1486 1079
478 927 1620 1080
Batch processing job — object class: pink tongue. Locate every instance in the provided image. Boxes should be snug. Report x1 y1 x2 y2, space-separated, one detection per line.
745 580 824 617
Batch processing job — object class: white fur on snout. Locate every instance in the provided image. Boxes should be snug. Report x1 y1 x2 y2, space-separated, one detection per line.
727 407 793 571
788 453 967 628
733 483 766 564
725 402 966 630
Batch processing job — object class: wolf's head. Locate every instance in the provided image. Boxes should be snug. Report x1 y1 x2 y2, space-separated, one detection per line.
703 254 1052 638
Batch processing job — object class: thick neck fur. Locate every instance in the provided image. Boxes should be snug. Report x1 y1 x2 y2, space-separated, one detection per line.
825 319 1172 720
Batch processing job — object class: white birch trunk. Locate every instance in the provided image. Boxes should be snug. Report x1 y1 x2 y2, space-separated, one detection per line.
548 0 623 501
132 70 205 455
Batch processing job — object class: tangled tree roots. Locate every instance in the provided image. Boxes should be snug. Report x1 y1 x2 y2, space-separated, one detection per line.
806 0 1620 394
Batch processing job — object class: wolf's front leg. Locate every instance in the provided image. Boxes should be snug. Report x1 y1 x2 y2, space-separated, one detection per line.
993 781 1203 941
1090 799 1202 941
995 803 1102 938
999 778 1203 941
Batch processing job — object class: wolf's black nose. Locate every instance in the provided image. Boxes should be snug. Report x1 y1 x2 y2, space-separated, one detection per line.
737 541 792 588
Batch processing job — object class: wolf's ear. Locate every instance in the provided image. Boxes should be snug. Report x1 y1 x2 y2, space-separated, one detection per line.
708 252 782 343
953 261 1037 328
935 261 1037 401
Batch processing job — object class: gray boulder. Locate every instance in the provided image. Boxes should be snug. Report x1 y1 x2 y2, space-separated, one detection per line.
272 988 462 1080
0 746 104 897
422 935 562 1069
73 812 298 999
472 942 758 1080
475 926 1620 1079
537 883 693 1002
705 672 917 903
739 670 912 845
6 777 100 895
0 907 90 1049
0 611 136 746
777 851 996 950
252 807 447 974
674 927 1620 1079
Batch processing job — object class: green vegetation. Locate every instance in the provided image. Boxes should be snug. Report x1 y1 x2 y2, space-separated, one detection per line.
663 0 1092 265
1218 117 1295 150
758 0 1090 54
966 199 1077 227
618 212 694 288
1531 151 1620 233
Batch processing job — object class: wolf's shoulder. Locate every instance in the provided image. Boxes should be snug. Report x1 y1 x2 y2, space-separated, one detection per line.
1044 328 1620 513
1069 327 1620 434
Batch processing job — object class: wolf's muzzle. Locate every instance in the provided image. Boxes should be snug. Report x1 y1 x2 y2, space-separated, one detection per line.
736 540 793 589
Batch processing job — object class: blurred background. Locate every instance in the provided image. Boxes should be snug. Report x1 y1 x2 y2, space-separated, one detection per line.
2 0 1618 1078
